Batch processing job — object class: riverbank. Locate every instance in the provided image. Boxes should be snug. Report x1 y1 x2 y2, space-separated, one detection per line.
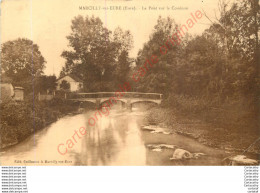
145 106 260 155
0 98 80 149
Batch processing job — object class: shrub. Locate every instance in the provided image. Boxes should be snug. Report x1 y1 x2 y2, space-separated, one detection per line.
0 98 78 148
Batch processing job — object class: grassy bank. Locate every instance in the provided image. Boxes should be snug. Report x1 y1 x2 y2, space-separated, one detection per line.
0 98 79 149
145 95 260 154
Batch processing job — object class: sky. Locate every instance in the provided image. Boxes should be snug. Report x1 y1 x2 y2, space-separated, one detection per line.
1 0 227 76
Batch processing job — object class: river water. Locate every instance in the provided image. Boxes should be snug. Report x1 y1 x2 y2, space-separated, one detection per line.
0 108 227 166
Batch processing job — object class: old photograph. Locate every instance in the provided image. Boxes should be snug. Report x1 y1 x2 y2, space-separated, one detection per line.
0 0 259 166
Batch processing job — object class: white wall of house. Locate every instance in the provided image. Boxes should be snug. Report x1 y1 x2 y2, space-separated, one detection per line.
56 76 83 92
14 87 24 101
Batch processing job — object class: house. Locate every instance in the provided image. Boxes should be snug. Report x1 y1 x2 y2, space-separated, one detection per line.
56 74 83 92
14 87 24 101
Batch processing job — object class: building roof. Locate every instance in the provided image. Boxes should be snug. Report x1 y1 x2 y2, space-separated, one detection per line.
57 74 83 83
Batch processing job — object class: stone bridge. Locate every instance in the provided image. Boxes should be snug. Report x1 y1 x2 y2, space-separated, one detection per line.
68 92 163 109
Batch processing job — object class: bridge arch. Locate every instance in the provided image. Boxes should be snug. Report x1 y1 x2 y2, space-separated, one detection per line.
79 101 96 109
73 99 97 104
100 97 127 105
99 98 126 109
131 100 160 105
130 99 161 105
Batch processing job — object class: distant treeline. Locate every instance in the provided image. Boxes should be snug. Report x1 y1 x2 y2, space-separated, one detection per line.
133 1 259 131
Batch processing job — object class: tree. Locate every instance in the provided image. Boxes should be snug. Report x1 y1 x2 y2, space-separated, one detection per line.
61 15 133 91
115 50 132 84
183 36 225 97
1 38 46 91
134 16 186 95
113 27 133 56
60 80 70 90
35 75 57 94
202 0 260 99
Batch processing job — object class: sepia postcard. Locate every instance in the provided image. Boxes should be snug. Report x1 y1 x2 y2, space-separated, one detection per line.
0 0 259 166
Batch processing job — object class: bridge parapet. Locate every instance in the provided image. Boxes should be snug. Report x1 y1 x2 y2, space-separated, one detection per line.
69 92 162 100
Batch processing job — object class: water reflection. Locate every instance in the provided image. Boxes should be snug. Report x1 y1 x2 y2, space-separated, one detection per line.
0 109 225 166
0 110 147 166
76 111 146 165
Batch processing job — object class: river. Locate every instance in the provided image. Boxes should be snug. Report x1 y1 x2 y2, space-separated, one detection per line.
0 108 227 166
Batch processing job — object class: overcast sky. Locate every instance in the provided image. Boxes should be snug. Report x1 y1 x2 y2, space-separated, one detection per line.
1 0 227 76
